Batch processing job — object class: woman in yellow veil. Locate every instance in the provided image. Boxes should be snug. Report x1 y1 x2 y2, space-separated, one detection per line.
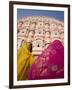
17 42 35 80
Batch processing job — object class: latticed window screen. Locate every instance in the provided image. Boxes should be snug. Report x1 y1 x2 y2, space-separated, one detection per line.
17 16 64 55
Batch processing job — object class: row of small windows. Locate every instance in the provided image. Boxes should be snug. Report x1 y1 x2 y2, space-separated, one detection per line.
17 21 63 30
18 29 64 37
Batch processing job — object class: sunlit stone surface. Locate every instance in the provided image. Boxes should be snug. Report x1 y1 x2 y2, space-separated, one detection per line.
17 16 64 55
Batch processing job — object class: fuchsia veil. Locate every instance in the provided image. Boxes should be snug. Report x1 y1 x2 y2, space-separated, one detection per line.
28 40 64 80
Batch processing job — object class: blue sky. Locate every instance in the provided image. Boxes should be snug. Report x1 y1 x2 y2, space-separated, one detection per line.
17 9 64 21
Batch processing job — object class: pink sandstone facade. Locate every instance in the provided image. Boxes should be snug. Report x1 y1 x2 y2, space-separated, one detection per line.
17 16 64 55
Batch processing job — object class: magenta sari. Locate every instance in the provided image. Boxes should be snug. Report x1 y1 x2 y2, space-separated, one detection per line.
28 40 64 80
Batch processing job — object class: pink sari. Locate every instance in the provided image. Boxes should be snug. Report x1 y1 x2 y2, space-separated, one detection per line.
28 40 64 80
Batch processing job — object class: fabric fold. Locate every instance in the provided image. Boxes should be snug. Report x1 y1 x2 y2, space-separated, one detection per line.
28 40 64 80
17 42 35 80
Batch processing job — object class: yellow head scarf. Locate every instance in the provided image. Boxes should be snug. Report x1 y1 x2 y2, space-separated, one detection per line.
17 42 35 80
